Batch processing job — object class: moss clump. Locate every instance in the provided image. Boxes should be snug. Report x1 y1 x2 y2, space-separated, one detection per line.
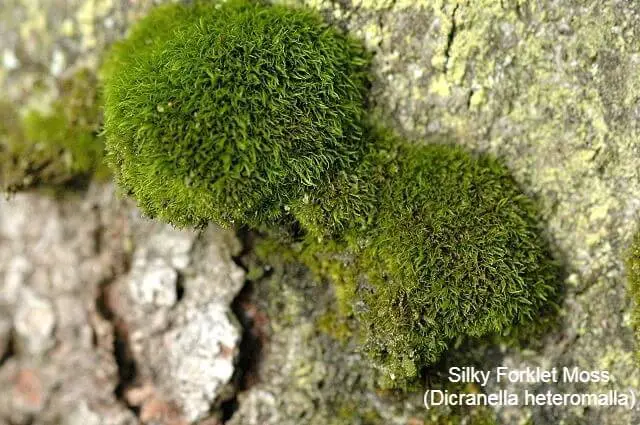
103 1 560 390
355 143 558 386
289 137 559 388
102 0 370 228
0 69 105 192
627 231 640 360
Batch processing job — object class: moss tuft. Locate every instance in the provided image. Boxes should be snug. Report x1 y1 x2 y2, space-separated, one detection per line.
356 142 559 387
0 69 105 192
102 1 560 390
101 0 370 228
288 136 560 388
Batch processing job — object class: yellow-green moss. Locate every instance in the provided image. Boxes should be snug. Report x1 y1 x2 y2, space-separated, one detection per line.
101 0 370 228
0 69 106 192
333 403 382 425
315 308 354 344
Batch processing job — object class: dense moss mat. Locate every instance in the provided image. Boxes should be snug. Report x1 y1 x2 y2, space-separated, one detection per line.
359 143 559 385
103 0 561 390
285 135 560 388
101 0 370 228
0 70 105 192
627 231 640 361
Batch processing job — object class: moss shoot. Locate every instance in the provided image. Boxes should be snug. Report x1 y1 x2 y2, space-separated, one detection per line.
0 69 105 192
101 0 370 228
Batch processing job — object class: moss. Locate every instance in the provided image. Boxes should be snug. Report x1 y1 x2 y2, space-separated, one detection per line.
103 0 560 391
0 69 106 192
627 230 640 361
356 143 559 387
333 404 382 425
315 308 354 344
287 134 560 388
101 0 370 228
290 125 401 239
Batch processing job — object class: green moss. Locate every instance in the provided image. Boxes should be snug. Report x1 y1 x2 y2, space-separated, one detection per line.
627 230 640 360
287 136 559 388
101 0 370 228
0 69 105 192
290 125 401 239
103 0 560 392
315 308 354 344
333 404 382 425
356 143 559 387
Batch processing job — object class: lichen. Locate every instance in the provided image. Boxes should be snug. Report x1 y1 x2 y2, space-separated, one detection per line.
627 230 640 363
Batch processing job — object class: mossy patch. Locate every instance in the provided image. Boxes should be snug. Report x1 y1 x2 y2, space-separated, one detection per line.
315 308 354 344
101 0 370 228
103 0 561 391
358 143 559 387
252 125 560 388
244 239 501 424
0 69 106 192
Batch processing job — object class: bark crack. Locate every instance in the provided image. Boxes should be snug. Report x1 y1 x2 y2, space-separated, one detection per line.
444 4 460 70
220 230 266 423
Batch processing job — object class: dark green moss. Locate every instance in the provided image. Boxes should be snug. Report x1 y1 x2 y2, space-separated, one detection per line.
102 0 370 228
102 0 560 391
0 69 105 192
286 135 560 388
356 143 559 386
